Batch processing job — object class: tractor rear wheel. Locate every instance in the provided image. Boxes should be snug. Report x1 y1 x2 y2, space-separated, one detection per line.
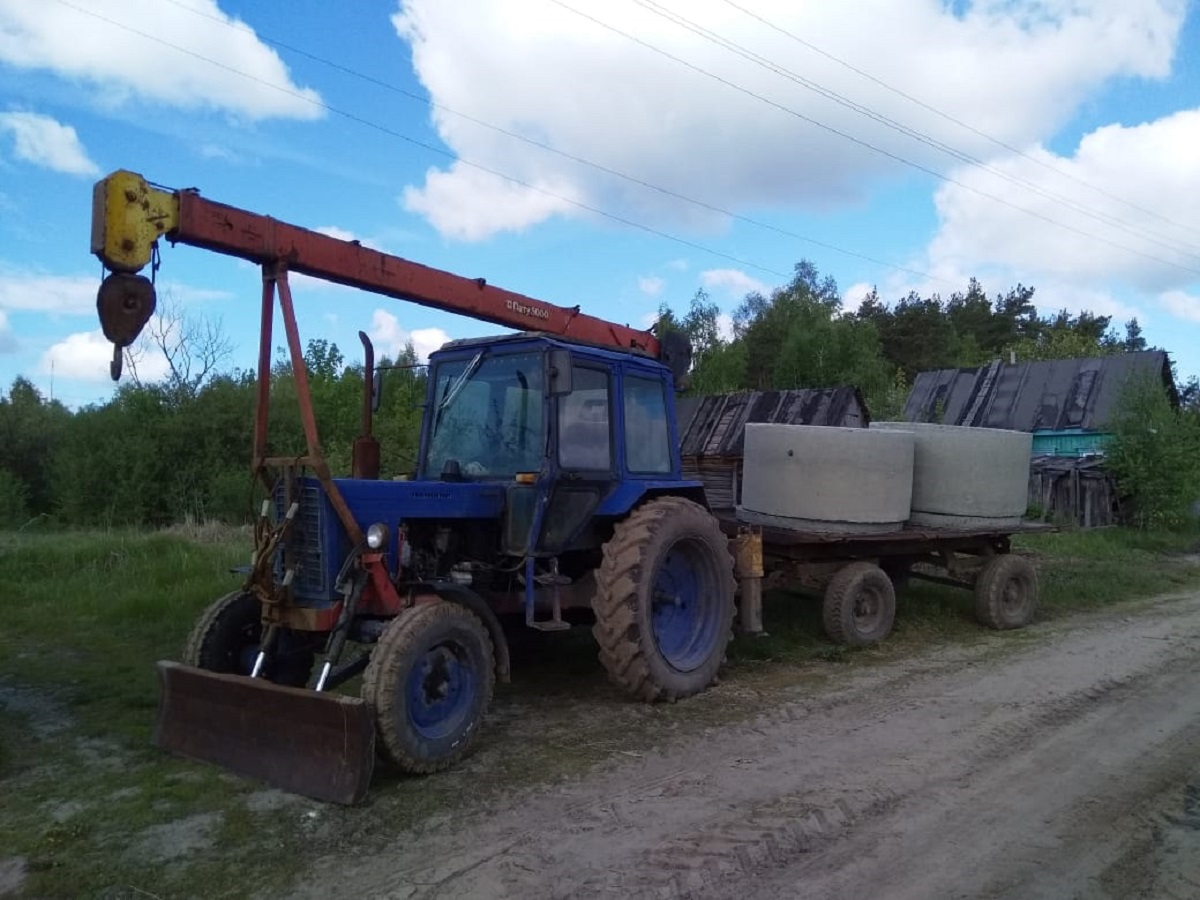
592 497 736 702
182 591 315 687
362 601 495 773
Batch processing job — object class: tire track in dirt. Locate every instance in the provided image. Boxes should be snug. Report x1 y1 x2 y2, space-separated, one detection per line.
295 592 1200 900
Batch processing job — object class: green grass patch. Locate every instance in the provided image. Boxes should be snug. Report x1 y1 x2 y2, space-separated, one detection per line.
1015 526 1200 615
1 524 1198 898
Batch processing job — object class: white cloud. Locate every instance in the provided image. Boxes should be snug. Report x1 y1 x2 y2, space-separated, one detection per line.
198 143 240 162
700 268 770 297
638 275 665 297
715 312 734 342
0 310 15 352
368 309 450 362
401 163 581 241
392 0 1185 239
39 329 167 383
0 0 322 120
843 282 876 308
0 271 97 314
0 112 98 176
1161 290 1200 323
158 283 231 304
926 108 1200 294
0 269 228 315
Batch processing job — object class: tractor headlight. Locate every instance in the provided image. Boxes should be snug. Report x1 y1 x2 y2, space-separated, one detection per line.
366 522 389 550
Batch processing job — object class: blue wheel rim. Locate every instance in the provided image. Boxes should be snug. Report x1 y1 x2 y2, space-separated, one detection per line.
405 641 476 741
650 538 719 672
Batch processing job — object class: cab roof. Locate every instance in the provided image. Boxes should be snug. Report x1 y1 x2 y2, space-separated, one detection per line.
432 331 668 373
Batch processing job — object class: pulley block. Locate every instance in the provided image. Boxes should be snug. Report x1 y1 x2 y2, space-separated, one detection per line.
96 272 156 381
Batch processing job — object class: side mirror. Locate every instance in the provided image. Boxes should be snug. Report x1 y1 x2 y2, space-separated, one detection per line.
372 369 384 412
548 348 573 396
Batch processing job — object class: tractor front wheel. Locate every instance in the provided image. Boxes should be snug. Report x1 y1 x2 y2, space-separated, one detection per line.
362 601 495 773
592 497 736 702
182 591 315 687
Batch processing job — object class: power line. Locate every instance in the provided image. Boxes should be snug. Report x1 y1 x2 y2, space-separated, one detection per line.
550 0 1200 278
632 0 1200 263
53 0 793 283
145 0 949 286
717 0 1200 240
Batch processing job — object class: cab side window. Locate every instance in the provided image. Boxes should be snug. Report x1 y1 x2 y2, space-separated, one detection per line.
624 374 672 474
558 366 612 470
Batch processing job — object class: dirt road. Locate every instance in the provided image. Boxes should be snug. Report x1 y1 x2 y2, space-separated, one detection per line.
299 592 1200 900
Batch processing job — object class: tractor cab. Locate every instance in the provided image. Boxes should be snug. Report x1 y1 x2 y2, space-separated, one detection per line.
421 333 681 484
415 334 689 561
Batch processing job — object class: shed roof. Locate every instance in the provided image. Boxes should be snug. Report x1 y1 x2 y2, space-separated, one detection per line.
677 387 868 458
903 351 1176 432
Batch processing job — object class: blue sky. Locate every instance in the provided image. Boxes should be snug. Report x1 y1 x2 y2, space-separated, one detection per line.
1 0 1198 408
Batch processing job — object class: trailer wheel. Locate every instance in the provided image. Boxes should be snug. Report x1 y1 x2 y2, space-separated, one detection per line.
974 554 1038 629
363 601 495 773
592 497 735 702
822 562 896 646
182 591 314 687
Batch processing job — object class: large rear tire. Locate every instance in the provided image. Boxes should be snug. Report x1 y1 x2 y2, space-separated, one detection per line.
182 591 315 687
974 554 1038 629
592 497 736 702
362 601 495 773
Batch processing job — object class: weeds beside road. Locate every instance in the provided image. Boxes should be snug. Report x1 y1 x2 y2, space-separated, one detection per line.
1 525 1197 898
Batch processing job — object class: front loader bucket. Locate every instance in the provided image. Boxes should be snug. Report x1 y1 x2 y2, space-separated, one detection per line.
153 661 375 804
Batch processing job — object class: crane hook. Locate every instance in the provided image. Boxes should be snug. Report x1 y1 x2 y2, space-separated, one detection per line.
96 272 157 381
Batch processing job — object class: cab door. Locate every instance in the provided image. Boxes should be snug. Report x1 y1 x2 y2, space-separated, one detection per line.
538 363 616 553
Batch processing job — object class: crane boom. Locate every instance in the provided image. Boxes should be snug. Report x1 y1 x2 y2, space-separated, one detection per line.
91 170 662 358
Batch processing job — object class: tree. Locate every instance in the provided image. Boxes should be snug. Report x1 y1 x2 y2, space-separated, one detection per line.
877 292 961 375
1122 318 1147 352
0 377 69 517
659 290 745 395
124 291 233 398
728 262 891 400
1106 373 1200 529
1179 376 1200 411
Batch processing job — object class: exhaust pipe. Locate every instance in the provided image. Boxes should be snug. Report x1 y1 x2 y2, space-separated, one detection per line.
351 330 381 479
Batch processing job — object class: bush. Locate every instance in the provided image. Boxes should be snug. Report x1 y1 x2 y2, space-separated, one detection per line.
1106 374 1200 530
0 467 28 528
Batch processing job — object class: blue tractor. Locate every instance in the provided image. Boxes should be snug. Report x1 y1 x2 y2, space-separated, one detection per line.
92 171 739 802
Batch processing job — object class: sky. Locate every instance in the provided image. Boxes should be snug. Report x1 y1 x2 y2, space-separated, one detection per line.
1 0 1199 408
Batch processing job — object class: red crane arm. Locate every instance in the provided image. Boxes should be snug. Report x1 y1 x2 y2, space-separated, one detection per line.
91 170 659 356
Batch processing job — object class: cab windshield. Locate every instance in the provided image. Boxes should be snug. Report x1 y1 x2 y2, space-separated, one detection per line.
422 351 545 479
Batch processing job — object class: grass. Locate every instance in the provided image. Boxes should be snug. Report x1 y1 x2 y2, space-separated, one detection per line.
0 524 1198 898
1015 526 1200 614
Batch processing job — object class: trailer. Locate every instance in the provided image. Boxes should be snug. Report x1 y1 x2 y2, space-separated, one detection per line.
722 516 1049 644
